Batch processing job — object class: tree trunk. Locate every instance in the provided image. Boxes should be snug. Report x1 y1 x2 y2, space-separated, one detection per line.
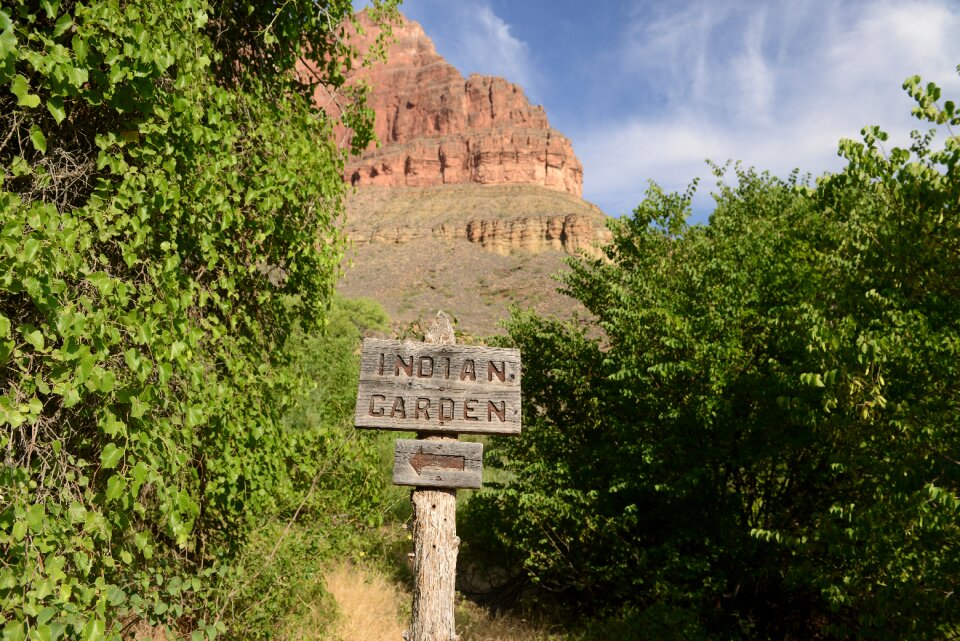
409 484 459 641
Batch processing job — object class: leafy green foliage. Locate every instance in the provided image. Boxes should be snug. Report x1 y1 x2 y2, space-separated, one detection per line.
210 295 392 636
465 66 960 640
0 1 398 639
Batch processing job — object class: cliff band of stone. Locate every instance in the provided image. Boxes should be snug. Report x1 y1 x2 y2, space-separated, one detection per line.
353 338 522 435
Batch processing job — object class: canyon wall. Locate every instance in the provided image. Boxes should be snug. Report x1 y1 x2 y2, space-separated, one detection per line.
324 12 584 198
342 183 612 258
324 11 613 333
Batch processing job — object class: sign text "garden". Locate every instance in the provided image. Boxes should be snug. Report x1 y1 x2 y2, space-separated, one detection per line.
353 338 521 435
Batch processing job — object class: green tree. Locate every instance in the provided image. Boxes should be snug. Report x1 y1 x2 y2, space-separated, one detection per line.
215 295 392 635
464 67 960 640
1 1 397 639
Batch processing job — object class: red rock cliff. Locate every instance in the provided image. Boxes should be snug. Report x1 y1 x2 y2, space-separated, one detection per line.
319 12 583 198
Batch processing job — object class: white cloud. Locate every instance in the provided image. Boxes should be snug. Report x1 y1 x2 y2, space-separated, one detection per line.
578 0 960 220
622 1 728 106
461 6 536 91
732 9 774 122
400 0 537 98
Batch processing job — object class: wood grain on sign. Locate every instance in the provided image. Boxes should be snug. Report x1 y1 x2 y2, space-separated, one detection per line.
354 338 522 435
393 439 483 489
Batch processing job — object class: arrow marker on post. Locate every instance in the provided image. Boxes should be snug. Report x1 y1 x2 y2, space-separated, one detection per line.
410 451 465 475
354 310 523 641
393 440 483 489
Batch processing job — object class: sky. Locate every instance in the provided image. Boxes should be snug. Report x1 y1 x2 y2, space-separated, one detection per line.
380 0 960 223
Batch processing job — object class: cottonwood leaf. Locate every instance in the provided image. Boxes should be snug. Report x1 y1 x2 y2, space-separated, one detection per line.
47 96 65 124
185 406 204 427
100 443 124 469
11 75 40 108
130 396 147 418
23 237 40 261
23 328 44 351
0 26 15 61
81 617 104 641
26 503 44 530
40 0 58 19
68 65 88 87
30 125 46 153
105 474 127 502
53 14 72 37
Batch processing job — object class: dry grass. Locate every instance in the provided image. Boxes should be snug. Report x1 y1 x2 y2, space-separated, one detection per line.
323 561 408 641
457 600 563 641
337 236 580 337
286 561 563 641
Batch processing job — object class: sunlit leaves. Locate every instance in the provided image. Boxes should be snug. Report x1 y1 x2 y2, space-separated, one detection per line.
99 443 123 469
11 74 39 107
0 15 16 64
471 66 960 640
28 125 46 153
1 0 398 637
52 14 72 38
46 96 65 124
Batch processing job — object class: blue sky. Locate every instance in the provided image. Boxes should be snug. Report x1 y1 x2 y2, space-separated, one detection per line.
380 0 960 223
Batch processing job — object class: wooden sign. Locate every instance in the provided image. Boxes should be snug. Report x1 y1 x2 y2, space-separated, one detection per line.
351 312 523 641
392 439 483 489
354 338 521 435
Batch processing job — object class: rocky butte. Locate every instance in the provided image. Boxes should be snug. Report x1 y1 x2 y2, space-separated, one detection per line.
334 11 583 197
307 11 612 334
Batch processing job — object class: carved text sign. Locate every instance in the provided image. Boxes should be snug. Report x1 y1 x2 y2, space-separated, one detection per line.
354 338 521 435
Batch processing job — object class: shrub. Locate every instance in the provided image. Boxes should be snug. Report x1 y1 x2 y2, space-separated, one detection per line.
464 67 960 640
0 1 398 638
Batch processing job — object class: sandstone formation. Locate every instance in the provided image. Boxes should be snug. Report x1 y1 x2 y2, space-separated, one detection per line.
343 184 612 258
322 12 613 335
326 12 584 197
349 213 606 256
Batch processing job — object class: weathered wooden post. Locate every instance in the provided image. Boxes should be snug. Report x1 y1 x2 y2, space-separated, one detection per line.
354 311 522 641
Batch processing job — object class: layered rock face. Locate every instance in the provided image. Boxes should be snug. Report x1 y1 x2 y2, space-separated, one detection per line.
343 183 612 258
350 212 609 256
334 12 583 198
327 13 612 334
